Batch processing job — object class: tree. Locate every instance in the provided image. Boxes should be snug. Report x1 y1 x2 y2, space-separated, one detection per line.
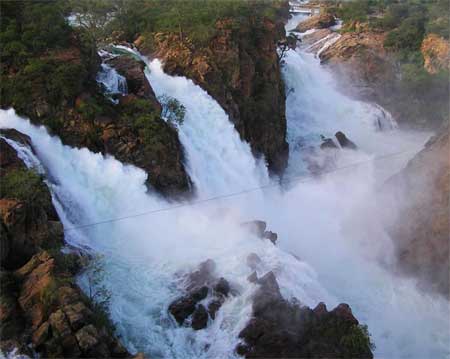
158 94 186 127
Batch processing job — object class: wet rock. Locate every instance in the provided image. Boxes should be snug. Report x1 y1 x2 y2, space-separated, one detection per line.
237 271 374 358
247 271 258 283
168 297 196 325
296 14 336 33
246 253 262 270
214 277 230 297
335 131 357 150
320 135 338 150
207 298 224 320
107 55 161 112
241 220 267 238
263 231 278 244
191 304 209 330
75 324 100 352
186 259 217 290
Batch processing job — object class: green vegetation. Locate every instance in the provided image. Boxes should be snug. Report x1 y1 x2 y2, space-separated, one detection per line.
0 168 49 205
158 94 186 126
70 0 287 46
0 0 99 129
326 0 449 128
340 324 376 356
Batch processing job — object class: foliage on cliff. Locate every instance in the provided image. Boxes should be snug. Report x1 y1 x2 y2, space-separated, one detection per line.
323 0 449 128
0 1 192 197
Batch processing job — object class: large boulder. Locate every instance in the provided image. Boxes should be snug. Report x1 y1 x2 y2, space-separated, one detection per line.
382 130 449 298
168 260 232 330
296 14 336 33
237 271 374 358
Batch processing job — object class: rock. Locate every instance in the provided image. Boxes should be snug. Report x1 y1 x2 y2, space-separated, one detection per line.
246 253 262 270
107 55 161 112
191 304 209 330
382 130 449 298
140 12 290 175
186 259 216 290
214 278 230 297
301 28 334 48
263 231 278 244
240 220 267 238
207 298 224 320
335 131 357 150
421 34 450 74
63 302 93 331
237 270 374 358
75 324 100 352
320 136 338 150
32 321 50 347
247 271 258 283
168 296 196 325
296 14 336 33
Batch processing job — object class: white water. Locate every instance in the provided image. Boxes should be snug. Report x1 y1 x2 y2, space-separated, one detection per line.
1 14 449 359
96 63 128 103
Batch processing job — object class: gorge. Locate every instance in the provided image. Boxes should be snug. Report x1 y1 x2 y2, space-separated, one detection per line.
1 1 449 359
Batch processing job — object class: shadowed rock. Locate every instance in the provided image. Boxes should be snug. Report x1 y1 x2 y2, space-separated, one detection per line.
335 131 357 150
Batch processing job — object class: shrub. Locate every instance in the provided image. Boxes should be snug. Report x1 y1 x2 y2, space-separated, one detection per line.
158 94 186 127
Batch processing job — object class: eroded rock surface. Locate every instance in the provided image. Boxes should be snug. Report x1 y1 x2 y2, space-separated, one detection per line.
296 14 336 33
237 271 374 358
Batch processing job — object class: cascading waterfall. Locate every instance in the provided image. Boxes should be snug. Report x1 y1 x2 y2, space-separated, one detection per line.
1 15 449 359
96 63 128 103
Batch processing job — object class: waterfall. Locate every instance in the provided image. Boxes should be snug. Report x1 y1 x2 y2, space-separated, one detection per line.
96 63 128 103
1 19 449 359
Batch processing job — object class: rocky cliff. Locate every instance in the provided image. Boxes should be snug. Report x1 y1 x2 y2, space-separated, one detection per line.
136 15 289 175
0 3 191 198
382 129 449 298
0 131 133 358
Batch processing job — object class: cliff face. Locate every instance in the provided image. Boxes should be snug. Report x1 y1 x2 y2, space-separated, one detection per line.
137 16 289 175
383 130 449 298
0 131 130 358
0 3 192 198
1 42 191 198
421 34 450 75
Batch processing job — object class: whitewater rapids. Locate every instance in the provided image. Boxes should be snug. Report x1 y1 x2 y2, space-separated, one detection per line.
1 22 449 359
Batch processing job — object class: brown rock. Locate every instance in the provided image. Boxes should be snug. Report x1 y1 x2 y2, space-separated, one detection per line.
191 304 209 330
421 34 450 74
32 321 50 347
296 14 336 33
75 324 100 352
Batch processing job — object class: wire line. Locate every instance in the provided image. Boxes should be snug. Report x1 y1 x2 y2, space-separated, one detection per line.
63 149 413 232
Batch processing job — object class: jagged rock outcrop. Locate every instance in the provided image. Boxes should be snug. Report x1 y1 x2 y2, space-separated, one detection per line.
0 131 131 358
240 220 278 244
295 13 336 33
106 55 161 112
0 3 191 198
382 129 449 298
137 15 289 175
236 271 374 358
168 260 232 330
0 133 62 270
421 34 450 74
335 131 357 150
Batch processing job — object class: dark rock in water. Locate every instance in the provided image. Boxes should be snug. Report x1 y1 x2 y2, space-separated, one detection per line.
191 304 209 330
247 271 258 283
186 259 217 291
320 135 338 150
335 131 358 150
237 271 374 358
168 297 196 325
214 277 230 297
246 253 262 270
263 231 278 244
241 220 267 238
169 260 234 329
207 298 224 320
